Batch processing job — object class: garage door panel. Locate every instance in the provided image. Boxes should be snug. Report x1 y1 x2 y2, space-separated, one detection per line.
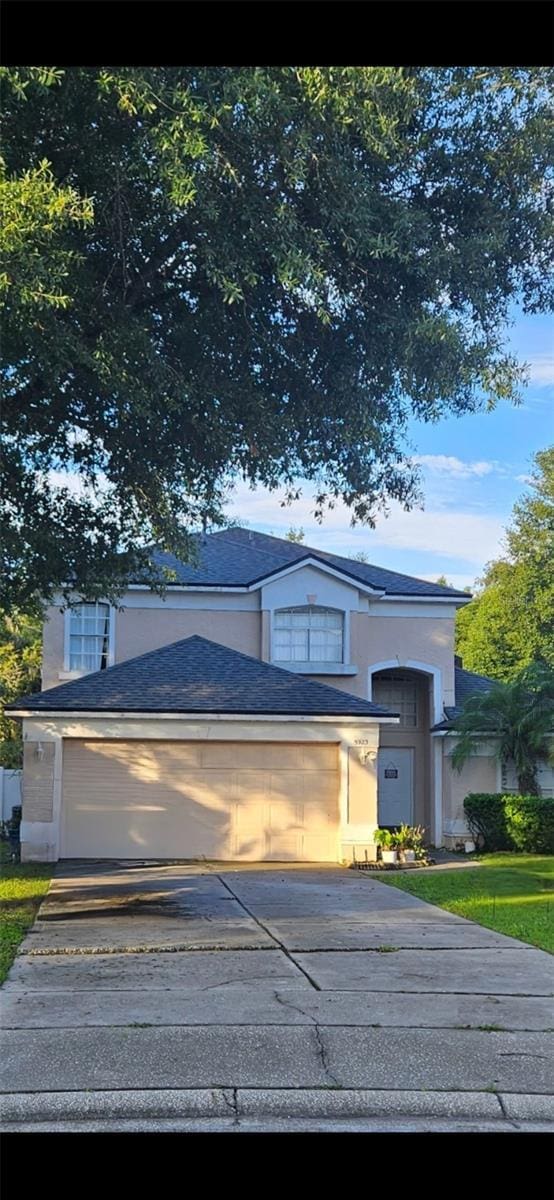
270 772 337 804
81 740 205 771
200 743 293 770
62 740 339 861
297 745 337 771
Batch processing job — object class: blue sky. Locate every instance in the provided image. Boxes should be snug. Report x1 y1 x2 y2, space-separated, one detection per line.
226 309 553 590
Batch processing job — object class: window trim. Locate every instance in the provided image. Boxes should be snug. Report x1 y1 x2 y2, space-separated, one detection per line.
271 605 346 667
62 602 116 677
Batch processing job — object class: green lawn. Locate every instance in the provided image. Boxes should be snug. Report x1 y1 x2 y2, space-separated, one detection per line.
378 854 554 953
0 843 53 984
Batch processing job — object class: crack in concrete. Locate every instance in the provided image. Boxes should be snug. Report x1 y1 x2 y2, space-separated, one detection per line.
286 945 538 953
273 990 316 1024
221 1088 239 1123
495 1091 522 1130
171 976 300 996
499 1053 549 1059
214 875 321 991
313 1025 342 1088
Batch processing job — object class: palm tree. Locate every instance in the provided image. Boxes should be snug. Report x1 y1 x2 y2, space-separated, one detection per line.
451 662 554 795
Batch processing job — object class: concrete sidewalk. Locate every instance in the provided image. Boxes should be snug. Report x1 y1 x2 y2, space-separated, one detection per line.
1 862 552 1131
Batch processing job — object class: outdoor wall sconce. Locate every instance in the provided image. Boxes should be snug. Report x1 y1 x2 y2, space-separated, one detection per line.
35 742 44 760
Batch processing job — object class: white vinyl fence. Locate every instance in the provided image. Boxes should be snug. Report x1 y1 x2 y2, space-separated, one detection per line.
0 768 22 823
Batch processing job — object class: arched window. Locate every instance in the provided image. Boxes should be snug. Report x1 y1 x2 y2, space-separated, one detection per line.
69 602 111 672
273 606 343 664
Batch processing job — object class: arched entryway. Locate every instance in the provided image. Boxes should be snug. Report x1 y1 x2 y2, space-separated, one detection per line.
369 664 436 837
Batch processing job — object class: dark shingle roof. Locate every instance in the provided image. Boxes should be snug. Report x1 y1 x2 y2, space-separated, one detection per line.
9 636 397 718
147 527 470 599
431 667 495 731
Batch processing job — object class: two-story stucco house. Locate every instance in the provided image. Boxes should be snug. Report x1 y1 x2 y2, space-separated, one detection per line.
9 526 500 863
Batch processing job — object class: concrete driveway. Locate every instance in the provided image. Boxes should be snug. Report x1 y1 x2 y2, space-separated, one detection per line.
1 861 552 1131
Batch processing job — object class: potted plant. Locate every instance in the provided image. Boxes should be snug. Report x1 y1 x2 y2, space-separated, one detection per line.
390 825 428 864
395 824 415 862
374 829 397 864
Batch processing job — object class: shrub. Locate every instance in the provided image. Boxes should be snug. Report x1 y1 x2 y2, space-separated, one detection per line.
504 795 554 854
464 793 554 854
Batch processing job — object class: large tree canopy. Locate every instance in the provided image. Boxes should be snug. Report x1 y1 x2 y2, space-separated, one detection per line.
456 447 554 681
2 66 553 609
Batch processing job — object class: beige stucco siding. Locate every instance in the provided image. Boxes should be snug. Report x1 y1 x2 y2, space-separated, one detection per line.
115 608 260 665
302 673 363 694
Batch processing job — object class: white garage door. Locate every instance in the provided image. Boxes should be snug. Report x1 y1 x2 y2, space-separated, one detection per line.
61 739 340 862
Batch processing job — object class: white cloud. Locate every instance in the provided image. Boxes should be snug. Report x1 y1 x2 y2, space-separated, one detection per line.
225 482 505 568
47 469 88 497
46 469 111 502
515 474 534 486
527 354 554 387
414 455 496 479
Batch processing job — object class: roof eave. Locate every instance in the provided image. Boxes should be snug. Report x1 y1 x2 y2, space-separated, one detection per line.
60 579 471 601
384 592 472 604
10 707 399 722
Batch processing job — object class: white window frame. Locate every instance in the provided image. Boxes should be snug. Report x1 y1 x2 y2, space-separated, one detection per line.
272 605 345 667
61 602 116 678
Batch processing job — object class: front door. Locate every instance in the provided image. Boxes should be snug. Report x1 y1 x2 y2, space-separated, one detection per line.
378 748 414 826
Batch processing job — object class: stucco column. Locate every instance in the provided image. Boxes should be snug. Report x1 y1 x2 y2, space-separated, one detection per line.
340 730 379 863
20 726 61 862
348 746 378 824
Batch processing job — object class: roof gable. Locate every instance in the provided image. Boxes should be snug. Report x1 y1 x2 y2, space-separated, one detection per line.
247 554 385 596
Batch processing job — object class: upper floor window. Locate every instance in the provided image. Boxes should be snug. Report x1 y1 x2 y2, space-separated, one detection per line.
372 673 418 727
69 602 111 672
273 606 343 664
